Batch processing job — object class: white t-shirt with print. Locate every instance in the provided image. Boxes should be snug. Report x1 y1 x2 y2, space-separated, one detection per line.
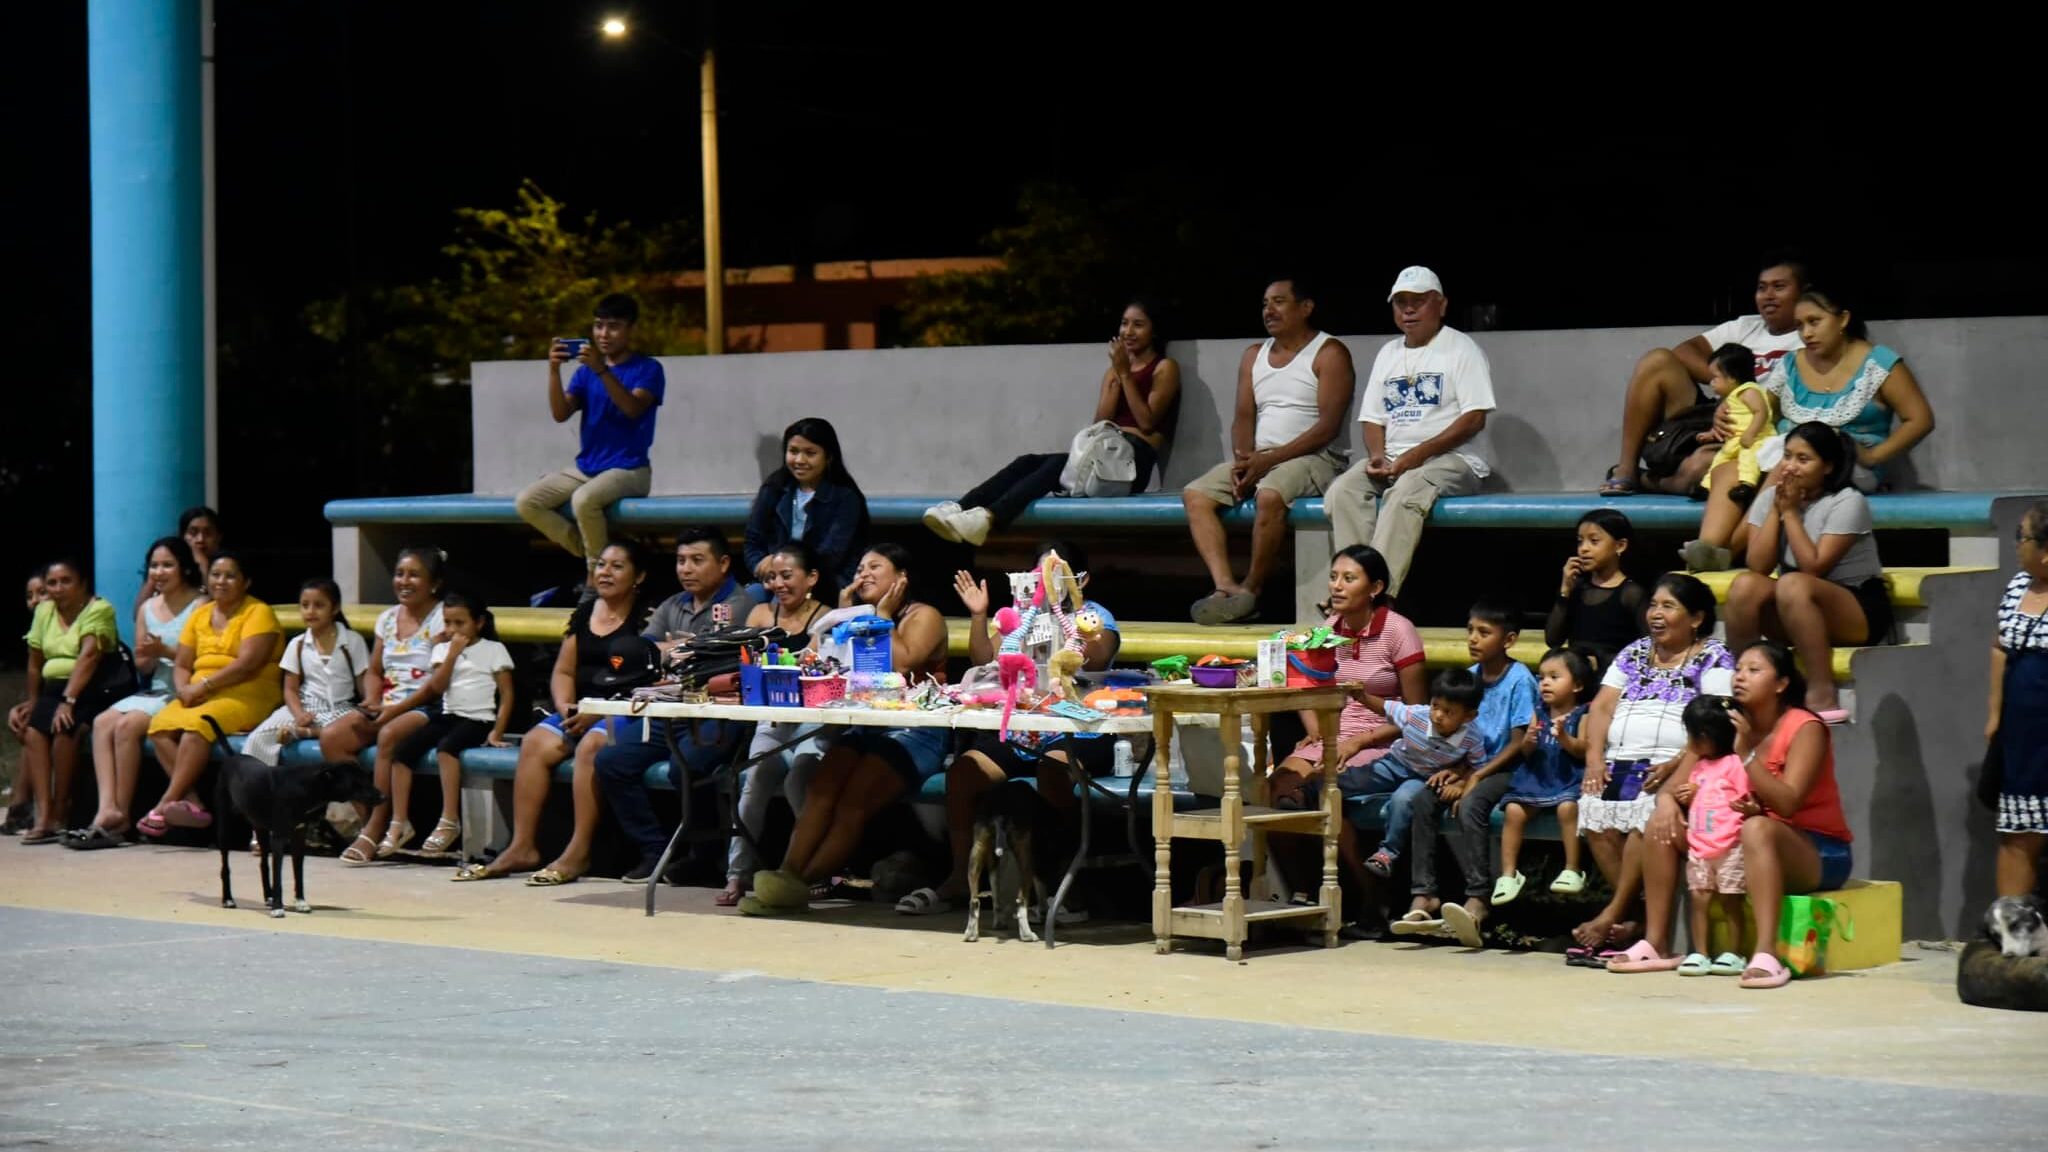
1700 316 1803 382
279 629 371 711
376 603 445 706
1359 325 1496 477
431 638 514 722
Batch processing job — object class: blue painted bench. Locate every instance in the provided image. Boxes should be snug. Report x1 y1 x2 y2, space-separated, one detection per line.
329 489 2026 534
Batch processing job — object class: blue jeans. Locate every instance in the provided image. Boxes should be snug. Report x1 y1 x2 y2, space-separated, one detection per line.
1336 757 1428 858
595 719 736 860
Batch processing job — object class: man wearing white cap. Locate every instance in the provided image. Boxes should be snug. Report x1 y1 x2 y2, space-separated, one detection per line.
1323 266 1494 594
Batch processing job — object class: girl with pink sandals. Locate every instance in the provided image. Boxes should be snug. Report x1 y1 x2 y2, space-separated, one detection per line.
1612 641 1854 986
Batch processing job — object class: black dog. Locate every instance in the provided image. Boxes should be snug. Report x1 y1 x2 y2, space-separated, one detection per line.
964 782 1058 943
211 727 383 918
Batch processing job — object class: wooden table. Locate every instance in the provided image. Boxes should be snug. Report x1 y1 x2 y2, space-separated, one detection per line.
1143 684 1349 961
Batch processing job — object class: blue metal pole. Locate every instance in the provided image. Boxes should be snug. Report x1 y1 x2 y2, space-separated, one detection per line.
89 0 205 638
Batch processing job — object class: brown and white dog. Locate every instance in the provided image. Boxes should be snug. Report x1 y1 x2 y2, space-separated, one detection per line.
964 783 1054 943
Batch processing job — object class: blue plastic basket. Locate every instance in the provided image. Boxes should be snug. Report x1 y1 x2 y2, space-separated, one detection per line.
740 664 803 707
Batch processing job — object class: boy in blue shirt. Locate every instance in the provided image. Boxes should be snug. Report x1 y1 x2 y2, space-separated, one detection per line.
1397 598 1539 946
515 293 668 575
1340 669 1488 880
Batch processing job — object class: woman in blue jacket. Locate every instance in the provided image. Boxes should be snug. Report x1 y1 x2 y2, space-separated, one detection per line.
745 418 871 593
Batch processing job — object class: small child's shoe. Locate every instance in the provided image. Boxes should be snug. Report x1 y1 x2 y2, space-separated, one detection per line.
1491 871 1526 905
1679 539 1733 573
1550 869 1587 895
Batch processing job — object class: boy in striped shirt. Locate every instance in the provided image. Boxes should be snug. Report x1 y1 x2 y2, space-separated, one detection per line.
1339 669 1487 878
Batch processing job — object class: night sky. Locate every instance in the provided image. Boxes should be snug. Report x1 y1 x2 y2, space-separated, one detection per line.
8 2 2039 631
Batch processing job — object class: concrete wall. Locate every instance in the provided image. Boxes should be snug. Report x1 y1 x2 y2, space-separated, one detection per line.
471 316 2048 496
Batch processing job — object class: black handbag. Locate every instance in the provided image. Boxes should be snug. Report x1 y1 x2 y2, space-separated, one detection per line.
1978 736 2005 811
1639 401 1718 482
1979 659 2016 811
590 634 665 697
663 626 791 688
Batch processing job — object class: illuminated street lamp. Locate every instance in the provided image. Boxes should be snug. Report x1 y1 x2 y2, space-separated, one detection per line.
600 13 725 355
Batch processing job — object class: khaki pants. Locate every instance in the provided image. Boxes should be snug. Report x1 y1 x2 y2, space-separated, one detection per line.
1325 453 1480 594
515 464 652 562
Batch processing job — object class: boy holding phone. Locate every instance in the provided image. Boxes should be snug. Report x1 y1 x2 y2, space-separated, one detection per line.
514 293 667 576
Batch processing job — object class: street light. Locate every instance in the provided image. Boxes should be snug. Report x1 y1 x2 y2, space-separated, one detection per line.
599 13 725 355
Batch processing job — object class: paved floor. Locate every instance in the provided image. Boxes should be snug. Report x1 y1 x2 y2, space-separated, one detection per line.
3 842 2046 1150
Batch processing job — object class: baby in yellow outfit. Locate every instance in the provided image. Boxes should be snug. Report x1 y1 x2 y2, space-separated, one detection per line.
1681 344 1779 572
1699 342 1776 501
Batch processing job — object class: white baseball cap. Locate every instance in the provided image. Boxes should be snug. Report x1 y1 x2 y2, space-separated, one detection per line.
1387 265 1444 301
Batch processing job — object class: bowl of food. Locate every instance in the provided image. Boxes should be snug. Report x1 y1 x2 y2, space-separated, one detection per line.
1189 661 1246 688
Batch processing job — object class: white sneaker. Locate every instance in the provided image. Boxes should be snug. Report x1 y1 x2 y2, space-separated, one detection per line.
949 507 993 546
922 502 964 542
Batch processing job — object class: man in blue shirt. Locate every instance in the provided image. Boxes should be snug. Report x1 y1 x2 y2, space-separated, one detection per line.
514 293 667 574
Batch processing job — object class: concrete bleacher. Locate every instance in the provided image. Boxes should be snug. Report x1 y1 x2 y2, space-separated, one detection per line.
307 318 2048 941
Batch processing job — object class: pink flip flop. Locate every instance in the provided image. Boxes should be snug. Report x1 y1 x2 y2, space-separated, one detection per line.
1606 939 1684 972
159 800 213 830
1738 951 1793 988
136 811 170 838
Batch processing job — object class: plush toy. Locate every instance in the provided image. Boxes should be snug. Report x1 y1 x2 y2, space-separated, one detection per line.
993 605 1036 739
991 551 1093 732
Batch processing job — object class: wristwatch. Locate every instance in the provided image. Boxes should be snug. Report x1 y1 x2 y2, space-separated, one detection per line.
61 694 77 706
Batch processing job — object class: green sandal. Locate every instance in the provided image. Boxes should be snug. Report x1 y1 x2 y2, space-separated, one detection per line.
737 895 808 917
1490 871 1526 905
1708 952 1747 976
1677 952 1714 976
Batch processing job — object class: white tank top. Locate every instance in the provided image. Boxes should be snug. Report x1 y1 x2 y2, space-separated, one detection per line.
1252 330 1338 453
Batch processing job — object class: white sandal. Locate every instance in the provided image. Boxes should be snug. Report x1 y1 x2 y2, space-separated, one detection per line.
419 817 461 855
375 820 415 859
339 832 377 866
894 886 955 915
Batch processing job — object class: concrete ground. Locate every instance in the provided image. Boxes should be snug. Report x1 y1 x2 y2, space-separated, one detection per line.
3 840 2046 1150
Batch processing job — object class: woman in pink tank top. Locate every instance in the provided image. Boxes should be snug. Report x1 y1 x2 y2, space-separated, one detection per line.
1610 640 1852 986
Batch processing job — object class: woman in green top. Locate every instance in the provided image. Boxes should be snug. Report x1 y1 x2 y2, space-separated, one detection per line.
7 559 125 844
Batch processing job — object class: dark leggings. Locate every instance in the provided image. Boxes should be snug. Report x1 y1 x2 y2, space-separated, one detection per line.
959 434 1158 529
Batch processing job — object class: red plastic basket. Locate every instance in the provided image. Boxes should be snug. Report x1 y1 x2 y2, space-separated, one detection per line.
799 674 847 708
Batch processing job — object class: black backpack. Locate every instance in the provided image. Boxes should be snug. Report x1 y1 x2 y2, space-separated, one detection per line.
1639 401 1718 483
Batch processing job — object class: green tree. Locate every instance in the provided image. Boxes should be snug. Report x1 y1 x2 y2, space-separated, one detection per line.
898 180 1221 347
898 183 1112 347
306 179 704 387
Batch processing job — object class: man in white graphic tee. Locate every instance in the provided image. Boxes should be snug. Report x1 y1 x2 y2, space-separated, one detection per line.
1602 253 1808 495
1323 266 1494 596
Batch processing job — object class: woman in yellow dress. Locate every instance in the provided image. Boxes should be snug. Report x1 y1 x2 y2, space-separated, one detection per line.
140 552 283 837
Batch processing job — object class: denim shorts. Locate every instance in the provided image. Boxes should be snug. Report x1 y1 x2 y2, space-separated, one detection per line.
838 725 950 784
534 712 625 746
1804 830 1853 890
